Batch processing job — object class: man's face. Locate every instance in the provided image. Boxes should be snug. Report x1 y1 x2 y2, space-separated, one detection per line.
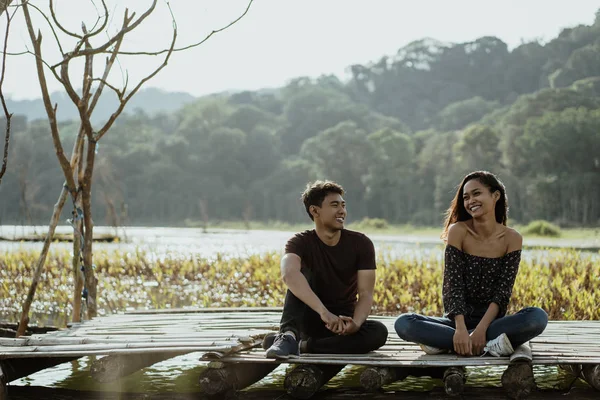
313 192 346 230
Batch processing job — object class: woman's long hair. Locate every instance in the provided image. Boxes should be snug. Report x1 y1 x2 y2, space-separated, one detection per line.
441 171 508 241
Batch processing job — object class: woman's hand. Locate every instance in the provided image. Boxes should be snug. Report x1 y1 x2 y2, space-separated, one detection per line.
470 328 487 355
453 327 472 356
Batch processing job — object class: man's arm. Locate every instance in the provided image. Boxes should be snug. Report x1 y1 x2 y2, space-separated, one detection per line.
340 268 376 335
353 269 375 326
281 253 342 331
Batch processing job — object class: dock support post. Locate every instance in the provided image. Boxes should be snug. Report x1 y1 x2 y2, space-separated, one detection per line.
559 364 582 377
284 364 344 399
198 361 277 396
581 364 600 391
443 366 466 397
90 352 187 383
0 363 7 400
359 366 408 391
501 361 536 399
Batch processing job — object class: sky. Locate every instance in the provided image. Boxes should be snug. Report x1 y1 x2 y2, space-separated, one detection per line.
2 0 599 100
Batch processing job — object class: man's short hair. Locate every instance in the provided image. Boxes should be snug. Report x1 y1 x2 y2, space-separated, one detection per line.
302 180 345 221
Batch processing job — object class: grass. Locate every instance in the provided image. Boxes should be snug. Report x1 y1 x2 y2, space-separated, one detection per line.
1 247 598 327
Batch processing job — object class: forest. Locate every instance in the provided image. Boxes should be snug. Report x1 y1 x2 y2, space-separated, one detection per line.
1 10 599 227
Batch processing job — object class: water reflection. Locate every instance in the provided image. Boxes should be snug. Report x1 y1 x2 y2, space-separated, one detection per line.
12 356 591 393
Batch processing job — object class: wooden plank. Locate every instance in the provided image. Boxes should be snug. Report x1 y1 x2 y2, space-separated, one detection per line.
217 354 600 366
1 347 218 359
0 336 268 347
0 342 244 354
1 310 599 370
124 306 283 315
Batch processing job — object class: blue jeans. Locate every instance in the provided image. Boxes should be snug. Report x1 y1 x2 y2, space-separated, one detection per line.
394 307 548 350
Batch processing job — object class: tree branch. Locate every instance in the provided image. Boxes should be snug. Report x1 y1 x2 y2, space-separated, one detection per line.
0 0 14 16
88 14 126 115
0 4 12 185
95 3 177 141
115 0 253 57
91 77 122 100
50 0 157 68
84 0 109 39
81 29 93 118
21 0 76 193
49 0 83 39
59 46 95 141
27 0 66 55
1 48 59 77
49 0 109 43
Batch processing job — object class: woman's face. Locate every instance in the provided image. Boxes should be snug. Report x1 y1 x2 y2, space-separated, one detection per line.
462 179 498 219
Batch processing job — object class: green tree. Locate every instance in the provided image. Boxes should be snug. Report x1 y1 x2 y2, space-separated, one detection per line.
300 121 374 217
434 97 499 131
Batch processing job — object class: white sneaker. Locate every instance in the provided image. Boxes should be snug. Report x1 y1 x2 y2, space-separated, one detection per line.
483 333 514 357
419 343 448 355
510 343 533 362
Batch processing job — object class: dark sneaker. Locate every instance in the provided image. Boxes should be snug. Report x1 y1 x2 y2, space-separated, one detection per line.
262 332 277 350
265 333 299 359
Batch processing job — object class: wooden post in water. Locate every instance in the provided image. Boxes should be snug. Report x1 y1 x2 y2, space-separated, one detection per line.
443 366 466 397
581 364 600 391
360 366 446 391
90 352 187 383
198 361 277 396
284 364 344 399
359 366 408 391
501 362 536 400
0 363 6 400
559 364 582 377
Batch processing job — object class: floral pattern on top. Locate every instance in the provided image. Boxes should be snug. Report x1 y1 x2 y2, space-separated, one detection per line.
442 244 521 319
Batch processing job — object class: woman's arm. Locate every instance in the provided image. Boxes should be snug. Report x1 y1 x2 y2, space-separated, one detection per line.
443 223 468 322
491 230 523 317
443 224 472 355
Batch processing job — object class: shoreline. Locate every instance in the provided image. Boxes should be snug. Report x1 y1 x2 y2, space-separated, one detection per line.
0 225 599 251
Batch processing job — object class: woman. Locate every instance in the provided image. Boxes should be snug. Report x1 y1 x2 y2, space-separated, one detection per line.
395 171 547 358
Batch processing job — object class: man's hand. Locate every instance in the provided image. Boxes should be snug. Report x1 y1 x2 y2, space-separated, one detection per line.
339 315 361 335
469 328 487 355
453 327 472 356
320 309 344 333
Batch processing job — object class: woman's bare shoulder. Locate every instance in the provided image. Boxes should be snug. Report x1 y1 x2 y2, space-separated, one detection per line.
447 222 468 249
504 226 523 252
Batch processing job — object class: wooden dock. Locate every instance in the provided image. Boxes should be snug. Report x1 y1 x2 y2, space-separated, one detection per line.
1 308 599 399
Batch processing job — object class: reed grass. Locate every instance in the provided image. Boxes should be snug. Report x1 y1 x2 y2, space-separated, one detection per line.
0 248 598 326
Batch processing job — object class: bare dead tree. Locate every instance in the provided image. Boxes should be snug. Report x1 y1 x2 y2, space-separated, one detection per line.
14 0 254 336
0 0 14 186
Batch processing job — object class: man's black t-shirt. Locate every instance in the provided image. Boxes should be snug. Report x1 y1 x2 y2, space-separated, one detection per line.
284 229 376 312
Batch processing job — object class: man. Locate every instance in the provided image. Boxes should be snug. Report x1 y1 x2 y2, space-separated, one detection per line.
265 180 388 358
